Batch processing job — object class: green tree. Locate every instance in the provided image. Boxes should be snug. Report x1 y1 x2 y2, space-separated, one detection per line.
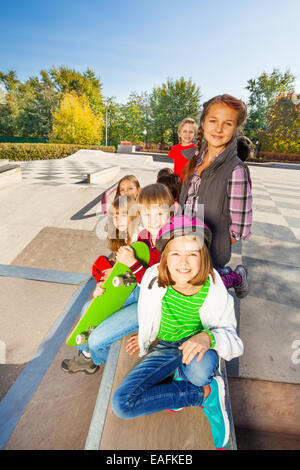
0 67 104 140
258 95 300 153
150 77 201 146
0 70 59 138
103 97 125 148
120 92 150 143
49 66 103 116
50 92 104 144
16 75 59 138
0 71 21 136
244 68 296 141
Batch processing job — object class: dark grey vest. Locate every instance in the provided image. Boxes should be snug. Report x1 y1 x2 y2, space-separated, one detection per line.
179 139 249 268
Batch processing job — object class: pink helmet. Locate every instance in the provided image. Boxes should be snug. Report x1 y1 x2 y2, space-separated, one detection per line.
155 215 212 254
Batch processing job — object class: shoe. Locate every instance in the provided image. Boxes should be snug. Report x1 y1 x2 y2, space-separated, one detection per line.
220 266 233 275
61 352 99 374
201 376 230 449
166 367 184 413
233 265 248 299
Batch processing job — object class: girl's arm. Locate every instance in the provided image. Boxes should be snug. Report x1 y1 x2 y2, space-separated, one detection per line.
227 165 252 241
210 293 244 361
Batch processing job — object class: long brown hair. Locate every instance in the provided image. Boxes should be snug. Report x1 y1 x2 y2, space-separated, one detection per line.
114 175 141 200
182 95 247 184
106 196 139 254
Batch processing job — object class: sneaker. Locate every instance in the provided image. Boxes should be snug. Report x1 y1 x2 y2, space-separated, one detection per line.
220 266 233 275
201 376 230 449
166 367 184 413
61 352 99 374
233 265 248 299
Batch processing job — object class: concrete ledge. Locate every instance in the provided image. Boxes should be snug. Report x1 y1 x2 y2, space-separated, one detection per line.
85 336 236 450
0 164 22 190
87 166 120 185
143 156 153 164
228 377 300 435
117 144 133 154
0 160 9 167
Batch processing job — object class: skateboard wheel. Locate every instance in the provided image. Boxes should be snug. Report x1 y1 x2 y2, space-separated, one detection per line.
76 334 86 345
113 276 123 287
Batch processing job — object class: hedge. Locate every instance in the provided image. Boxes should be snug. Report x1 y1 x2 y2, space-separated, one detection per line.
252 151 300 163
0 143 116 161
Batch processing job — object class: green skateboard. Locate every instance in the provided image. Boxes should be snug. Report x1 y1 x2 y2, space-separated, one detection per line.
66 241 150 347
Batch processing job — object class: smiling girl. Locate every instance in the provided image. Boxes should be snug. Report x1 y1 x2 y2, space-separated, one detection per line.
180 95 253 298
168 118 198 181
112 215 243 449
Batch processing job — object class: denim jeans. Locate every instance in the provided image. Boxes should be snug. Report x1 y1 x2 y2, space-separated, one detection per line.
77 286 139 365
112 337 218 420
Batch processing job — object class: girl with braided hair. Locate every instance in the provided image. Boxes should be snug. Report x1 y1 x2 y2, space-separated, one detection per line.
179 95 253 298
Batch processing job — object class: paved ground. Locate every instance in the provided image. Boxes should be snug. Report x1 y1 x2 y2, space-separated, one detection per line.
0 150 299 449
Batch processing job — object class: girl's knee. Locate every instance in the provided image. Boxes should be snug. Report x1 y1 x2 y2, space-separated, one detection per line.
87 329 102 352
111 387 131 420
182 350 218 386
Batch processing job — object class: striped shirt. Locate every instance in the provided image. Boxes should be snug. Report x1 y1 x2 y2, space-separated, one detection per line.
158 277 210 342
186 152 252 240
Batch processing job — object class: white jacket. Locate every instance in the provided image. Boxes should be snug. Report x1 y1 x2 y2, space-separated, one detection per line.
137 264 244 361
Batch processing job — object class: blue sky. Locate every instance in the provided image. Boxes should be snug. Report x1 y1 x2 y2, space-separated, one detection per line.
1 0 299 104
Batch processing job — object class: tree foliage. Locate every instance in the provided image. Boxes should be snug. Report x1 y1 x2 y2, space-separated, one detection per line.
244 68 296 141
0 67 104 140
258 95 300 153
150 77 201 145
50 92 104 145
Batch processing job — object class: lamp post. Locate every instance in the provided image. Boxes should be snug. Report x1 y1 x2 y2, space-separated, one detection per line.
143 129 147 149
104 105 108 147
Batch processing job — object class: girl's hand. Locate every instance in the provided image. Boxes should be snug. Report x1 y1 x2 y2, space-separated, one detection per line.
116 245 137 267
178 332 211 365
93 283 105 298
125 334 140 356
101 268 113 282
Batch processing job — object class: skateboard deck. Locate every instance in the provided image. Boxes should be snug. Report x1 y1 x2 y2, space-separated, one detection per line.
66 241 150 347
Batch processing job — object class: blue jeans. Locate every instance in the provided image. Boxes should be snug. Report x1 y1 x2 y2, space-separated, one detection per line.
112 337 218 419
77 286 139 365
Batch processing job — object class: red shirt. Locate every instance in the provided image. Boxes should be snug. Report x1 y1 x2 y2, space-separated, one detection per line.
129 229 160 283
168 143 196 180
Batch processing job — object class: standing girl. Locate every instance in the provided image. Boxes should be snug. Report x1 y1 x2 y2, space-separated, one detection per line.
168 118 198 181
112 215 243 449
180 95 253 298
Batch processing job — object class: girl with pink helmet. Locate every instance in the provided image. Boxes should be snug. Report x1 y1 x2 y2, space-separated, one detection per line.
112 215 243 449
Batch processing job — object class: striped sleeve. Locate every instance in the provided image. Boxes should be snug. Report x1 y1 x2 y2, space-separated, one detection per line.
227 165 252 240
